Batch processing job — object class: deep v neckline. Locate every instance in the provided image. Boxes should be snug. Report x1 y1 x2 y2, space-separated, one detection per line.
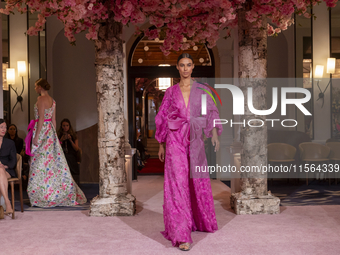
178 84 191 109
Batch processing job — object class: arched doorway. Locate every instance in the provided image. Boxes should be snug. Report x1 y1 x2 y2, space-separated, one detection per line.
128 33 216 179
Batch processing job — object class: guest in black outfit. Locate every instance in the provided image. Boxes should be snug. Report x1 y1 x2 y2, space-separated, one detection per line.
5 124 30 183
5 124 23 154
57 119 80 184
0 119 17 215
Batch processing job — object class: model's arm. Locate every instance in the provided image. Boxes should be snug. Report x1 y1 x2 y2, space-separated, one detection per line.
158 142 165 162
33 97 45 146
52 104 56 130
155 88 171 162
211 127 220 152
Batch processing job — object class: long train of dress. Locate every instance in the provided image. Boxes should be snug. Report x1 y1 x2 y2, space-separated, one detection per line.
27 100 87 207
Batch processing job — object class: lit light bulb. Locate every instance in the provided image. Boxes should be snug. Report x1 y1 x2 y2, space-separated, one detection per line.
182 37 187 43
144 46 149 51
193 46 198 51
199 58 204 63
138 58 143 64
155 38 160 42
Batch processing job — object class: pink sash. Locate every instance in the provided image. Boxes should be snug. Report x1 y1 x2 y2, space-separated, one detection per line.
25 119 52 156
167 109 206 143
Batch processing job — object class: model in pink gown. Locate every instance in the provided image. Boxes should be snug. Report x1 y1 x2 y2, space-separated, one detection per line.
155 81 223 247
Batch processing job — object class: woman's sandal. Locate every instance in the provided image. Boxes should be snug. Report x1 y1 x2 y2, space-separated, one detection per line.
0 206 4 219
4 210 14 219
179 242 191 251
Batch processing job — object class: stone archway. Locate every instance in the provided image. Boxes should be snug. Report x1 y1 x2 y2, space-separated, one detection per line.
127 31 216 179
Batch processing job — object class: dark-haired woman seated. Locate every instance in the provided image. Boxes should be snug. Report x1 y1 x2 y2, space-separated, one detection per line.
57 119 80 184
0 119 17 216
5 124 24 154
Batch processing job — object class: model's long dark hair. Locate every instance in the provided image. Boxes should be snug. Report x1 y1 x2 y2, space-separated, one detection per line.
57 118 77 141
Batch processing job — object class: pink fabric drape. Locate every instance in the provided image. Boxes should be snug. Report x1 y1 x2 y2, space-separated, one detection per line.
155 82 222 246
25 119 52 156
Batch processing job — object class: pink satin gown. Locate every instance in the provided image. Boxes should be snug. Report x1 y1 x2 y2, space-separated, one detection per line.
155 82 223 246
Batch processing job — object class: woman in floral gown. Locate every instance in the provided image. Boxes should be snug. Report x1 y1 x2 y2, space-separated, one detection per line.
26 78 86 207
155 53 223 251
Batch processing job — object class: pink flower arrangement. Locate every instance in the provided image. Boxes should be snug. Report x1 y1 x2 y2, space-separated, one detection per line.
0 0 338 55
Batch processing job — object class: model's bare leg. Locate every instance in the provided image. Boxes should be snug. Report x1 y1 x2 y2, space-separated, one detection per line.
0 167 12 213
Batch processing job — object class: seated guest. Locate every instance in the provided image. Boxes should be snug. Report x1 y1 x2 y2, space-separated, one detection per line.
5 124 24 154
5 124 27 181
0 119 17 216
57 119 80 184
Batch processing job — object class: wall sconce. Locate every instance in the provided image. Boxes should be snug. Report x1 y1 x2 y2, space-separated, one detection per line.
6 68 15 85
314 65 324 79
327 58 335 74
7 61 26 114
314 58 335 108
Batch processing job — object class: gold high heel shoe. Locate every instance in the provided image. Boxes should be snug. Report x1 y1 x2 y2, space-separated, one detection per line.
179 242 191 251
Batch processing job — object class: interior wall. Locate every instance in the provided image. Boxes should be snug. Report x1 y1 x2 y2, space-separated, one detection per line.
52 29 97 131
267 30 296 130
267 31 289 78
47 17 98 183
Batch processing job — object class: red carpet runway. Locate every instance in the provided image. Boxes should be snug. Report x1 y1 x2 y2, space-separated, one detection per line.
138 158 164 174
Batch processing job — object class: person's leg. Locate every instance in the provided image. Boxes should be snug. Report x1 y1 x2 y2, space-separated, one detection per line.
162 141 194 248
0 167 12 213
189 140 218 233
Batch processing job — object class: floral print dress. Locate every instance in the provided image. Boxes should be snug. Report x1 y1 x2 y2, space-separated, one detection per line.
27 100 87 207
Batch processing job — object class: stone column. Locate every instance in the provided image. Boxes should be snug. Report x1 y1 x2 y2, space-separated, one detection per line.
230 10 280 215
89 18 136 216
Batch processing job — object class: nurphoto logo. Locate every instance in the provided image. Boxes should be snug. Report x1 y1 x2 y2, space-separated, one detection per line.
200 84 312 128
